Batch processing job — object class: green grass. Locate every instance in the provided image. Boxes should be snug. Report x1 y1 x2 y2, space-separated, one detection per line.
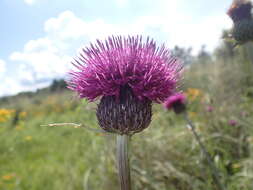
1 55 253 189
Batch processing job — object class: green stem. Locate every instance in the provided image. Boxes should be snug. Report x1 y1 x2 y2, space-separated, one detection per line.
184 112 226 190
116 135 132 190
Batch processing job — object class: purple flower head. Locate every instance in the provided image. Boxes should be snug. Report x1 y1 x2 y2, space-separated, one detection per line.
67 36 183 135
68 36 182 103
228 120 238 126
206 106 214 112
227 0 252 22
164 92 186 114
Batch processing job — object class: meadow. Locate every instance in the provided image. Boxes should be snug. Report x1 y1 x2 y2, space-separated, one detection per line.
1 42 253 190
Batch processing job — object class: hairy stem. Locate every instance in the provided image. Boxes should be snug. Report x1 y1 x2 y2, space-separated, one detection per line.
116 135 132 190
184 112 226 190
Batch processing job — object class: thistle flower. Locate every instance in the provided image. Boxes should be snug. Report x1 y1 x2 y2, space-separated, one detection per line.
68 36 182 135
227 0 253 43
228 119 238 126
227 0 252 22
206 105 214 112
163 92 186 114
163 92 225 189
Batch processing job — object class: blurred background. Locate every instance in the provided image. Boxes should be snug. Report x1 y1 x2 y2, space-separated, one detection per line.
1 0 253 189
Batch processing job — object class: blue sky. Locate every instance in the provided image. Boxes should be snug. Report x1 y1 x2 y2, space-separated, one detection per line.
0 0 233 96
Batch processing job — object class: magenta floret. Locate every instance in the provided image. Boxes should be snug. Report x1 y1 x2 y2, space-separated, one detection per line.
228 120 238 126
163 92 186 110
68 36 182 102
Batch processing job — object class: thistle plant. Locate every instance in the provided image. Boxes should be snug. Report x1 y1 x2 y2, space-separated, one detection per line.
227 0 253 45
67 36 182 190
164 93 226 190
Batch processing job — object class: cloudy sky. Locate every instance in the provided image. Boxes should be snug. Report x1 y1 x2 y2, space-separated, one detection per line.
0 0 233 97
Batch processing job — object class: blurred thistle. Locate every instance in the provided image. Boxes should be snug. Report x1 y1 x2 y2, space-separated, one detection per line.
164 93 226 190
206 105 214 112
67 35 182 190
163 92 186 114
226 0 253 45
227 0 252 22
228 119 238 126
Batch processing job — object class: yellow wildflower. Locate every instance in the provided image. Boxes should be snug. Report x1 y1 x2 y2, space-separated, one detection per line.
189 112 197 118
186 88 202 101
2 174 14 181
0 117 7 122
19 111 27 118
96 133 106 137
25 136 32 141
0 109 14 123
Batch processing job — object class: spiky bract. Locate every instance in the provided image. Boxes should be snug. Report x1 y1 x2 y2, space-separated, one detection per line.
96 86 152 135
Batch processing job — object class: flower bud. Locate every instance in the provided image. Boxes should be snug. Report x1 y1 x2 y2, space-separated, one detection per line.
97 86 152 135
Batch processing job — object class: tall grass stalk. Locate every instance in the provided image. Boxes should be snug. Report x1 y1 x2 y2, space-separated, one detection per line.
184 112 226 190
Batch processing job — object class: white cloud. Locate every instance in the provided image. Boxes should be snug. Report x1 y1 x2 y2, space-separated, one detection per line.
24 0 36 5
115 0 128 7
0 59 47 96
129 0 233 53
9 11 138 87
7 11 139 96
11 49 71 79
44 11 131 42
161 14 232 54
0 77 50 97
0 60 22 96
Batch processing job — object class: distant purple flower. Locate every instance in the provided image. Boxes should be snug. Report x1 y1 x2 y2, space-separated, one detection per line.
68 36 182 102
164 92 186 114
67 36 182 135
240 111 248 117
206 106 214 112
227 0 252 22
228 120 238 126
